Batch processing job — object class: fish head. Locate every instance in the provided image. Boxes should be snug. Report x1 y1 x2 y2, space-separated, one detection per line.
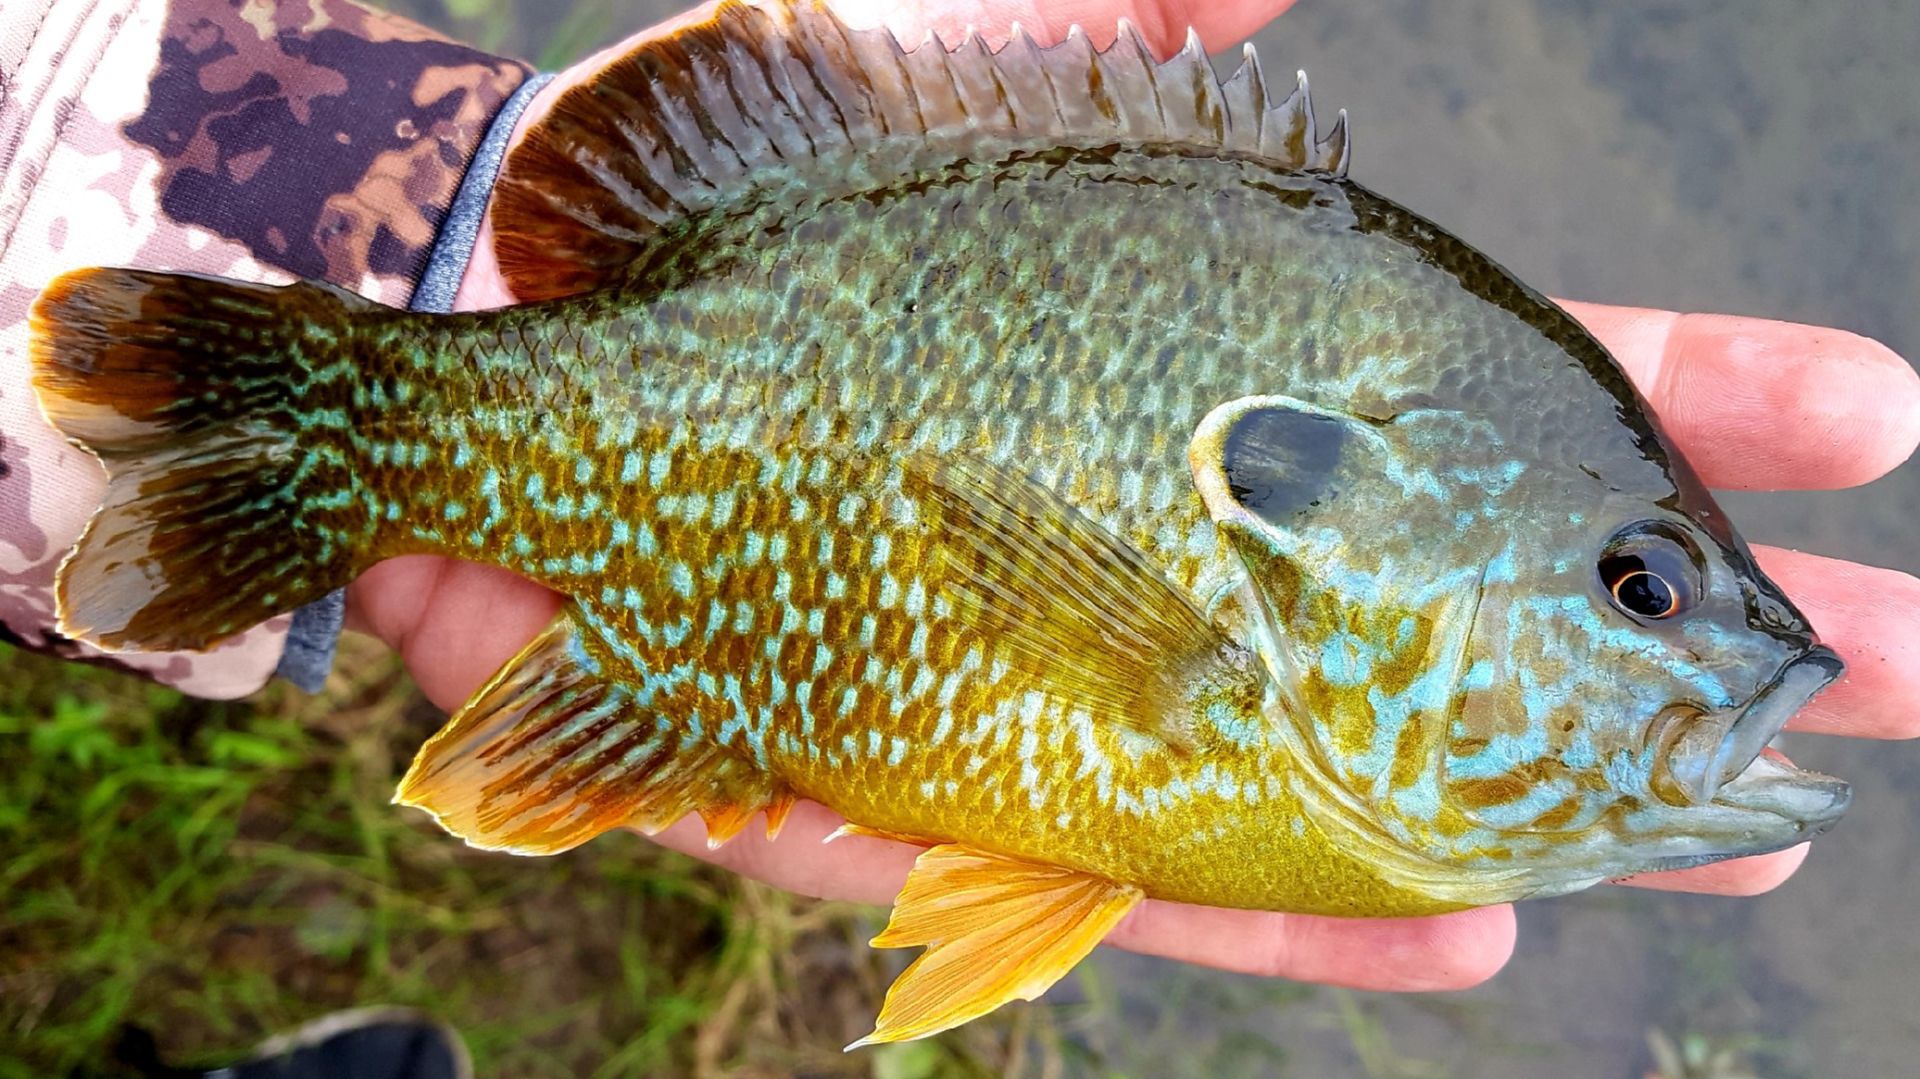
1189 394 1848 902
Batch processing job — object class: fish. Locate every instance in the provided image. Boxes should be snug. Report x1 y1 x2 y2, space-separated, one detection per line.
28 0 1850 1047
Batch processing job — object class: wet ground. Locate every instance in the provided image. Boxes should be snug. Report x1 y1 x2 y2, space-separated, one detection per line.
392 2 1920 1074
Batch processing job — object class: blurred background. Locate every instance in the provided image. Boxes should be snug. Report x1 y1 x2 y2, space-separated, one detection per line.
5 1 1916 1076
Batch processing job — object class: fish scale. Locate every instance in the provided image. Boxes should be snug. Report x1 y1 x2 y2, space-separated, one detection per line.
30 0 1849 1047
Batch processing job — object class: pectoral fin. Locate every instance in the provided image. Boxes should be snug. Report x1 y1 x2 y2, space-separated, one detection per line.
907 455 1267 753
850 844 1142 1048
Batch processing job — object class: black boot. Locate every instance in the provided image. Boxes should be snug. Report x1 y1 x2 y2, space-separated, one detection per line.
114 1007 471 1079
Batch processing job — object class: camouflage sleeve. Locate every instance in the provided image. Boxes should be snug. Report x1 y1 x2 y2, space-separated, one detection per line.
0 0 530 698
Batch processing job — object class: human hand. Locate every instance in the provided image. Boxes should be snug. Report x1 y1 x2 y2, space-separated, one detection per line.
347 0 1920 993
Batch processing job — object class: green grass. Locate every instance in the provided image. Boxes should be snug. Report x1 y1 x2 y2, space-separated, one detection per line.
389 0 637 67
0 638 975 1076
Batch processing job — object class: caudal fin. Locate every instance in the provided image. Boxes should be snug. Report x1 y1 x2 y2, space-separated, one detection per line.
30 268 372 652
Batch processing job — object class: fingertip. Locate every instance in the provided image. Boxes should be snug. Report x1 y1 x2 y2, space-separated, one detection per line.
1856 335 1920 466
1332 904 1516 990
1756 548 1920 741
1563 302 1920 489
1679 315 1920 489
1444 903 1518 987
1764 323 1920 486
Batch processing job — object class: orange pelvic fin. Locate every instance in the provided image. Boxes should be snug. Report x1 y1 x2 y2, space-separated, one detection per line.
849 844 1142 1048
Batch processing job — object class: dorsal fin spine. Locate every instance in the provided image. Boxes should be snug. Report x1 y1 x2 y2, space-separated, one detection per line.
1278 70 1314 165
793 6 872 144
1322 108 1351 176
1117 20 1169 135
1221 44 1267 153
708 34 782 162
1003 23 1059 129
1183 28 1226 142
664 42 753 182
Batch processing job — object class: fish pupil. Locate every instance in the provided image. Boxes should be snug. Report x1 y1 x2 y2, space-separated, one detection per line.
1608 559 1677 618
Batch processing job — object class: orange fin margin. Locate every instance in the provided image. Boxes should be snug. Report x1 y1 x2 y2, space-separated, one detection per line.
849 845 1142 1048
396 607 790 855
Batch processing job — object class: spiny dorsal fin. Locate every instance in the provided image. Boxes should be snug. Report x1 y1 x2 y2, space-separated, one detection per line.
906 455 1269 755
850 843 1142 1047
491 0 1350 300
395 608 794 854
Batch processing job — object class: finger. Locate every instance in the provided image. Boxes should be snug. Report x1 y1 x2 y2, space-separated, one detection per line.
1612 843 1809 897
650 801 917 904
647 800 1514 991
535 0 1296 102
830 0 1295 53
1108 895 1514 991
345 555 561 712
1558 301 1920 491
1753 547 1920 740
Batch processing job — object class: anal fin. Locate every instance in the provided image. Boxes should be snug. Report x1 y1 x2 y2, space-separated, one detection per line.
851 845 1142 1048
396 607 790 855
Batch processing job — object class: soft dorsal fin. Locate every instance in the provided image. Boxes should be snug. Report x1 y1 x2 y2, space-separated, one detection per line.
490 0 1350 300
395 607 795 854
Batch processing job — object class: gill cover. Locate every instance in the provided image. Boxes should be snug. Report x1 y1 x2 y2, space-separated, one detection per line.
1189 396 1545 897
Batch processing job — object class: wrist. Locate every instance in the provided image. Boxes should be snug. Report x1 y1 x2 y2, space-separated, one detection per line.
451 74 572 311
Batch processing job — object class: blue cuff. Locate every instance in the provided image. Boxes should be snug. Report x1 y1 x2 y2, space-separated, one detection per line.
414 73 557 315
276 72 556 694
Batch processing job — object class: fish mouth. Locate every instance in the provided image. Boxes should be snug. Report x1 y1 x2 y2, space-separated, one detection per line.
1643 646 1851 870
1664 647 1845 804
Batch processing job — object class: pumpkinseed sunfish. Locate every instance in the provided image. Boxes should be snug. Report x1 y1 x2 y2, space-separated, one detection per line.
29 0 1849 1046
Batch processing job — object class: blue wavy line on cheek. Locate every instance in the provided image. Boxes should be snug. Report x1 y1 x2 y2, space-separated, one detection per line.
1319 632 1373 687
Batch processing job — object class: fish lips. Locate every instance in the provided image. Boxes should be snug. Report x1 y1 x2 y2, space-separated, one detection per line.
1640 752 1852 874
1663 645 1851 829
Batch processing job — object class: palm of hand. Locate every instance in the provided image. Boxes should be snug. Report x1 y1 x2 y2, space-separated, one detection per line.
347 0 1920 990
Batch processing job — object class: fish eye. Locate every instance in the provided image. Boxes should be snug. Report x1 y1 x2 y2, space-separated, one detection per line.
1599 526 1698 621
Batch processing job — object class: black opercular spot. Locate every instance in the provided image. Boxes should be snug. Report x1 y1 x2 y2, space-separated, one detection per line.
1221 407 1348 521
